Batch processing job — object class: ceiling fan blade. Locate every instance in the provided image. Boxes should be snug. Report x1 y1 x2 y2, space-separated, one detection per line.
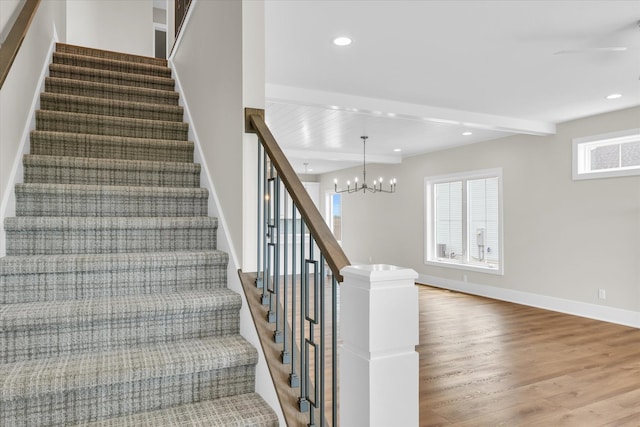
554 47 629 55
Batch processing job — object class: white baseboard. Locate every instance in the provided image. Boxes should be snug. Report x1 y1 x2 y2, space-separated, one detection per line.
417 273 640 329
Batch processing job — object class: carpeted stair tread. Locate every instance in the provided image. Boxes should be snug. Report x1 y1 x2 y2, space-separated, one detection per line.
45 77 179 105
40 92 184 122
0 335 257 394
53 51 172 78
82 393 279 427
23 154 200 187
15 183 208 217
4 216 218 255
0 251 229 303
0 43 277 425
49 63 175 91
0 290 242 362
56 43 168 67
0 336 258 425
30 130 194 162
36 110 189 140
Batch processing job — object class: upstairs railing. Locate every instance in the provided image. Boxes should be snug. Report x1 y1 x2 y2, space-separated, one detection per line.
0 0 41 89
245 108 350 426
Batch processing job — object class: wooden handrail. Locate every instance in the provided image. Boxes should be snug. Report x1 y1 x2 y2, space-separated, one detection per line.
0 0 41 89
246 108 351 282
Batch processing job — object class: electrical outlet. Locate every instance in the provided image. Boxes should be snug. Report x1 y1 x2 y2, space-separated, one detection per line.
463 274 468 282
598 289 606 300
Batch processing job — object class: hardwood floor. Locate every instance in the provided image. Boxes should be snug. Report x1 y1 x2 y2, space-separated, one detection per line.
243 274 640 426
418 285 640 426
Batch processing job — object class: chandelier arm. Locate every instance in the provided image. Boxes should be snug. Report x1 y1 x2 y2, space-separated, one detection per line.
334 135 396 194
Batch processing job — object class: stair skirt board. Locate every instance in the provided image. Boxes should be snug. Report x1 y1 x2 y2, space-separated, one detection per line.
0 43 278 425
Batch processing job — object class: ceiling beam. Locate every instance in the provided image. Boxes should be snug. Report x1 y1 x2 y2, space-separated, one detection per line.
267 84 556 136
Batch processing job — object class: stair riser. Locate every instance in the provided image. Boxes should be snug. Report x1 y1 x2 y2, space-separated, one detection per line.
49 64 175 92
40 94 184 122
56 44 167 67
45 78 179 106
6 228 217 255
1 365 256 427
30 132 194 163
24 164 200 188
16 193 208 217
36 111 189 140
1 310 240 363
53 53 172 78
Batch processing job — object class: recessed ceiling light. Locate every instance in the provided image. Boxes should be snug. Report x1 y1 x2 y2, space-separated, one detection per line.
606 93 622 100
393 148 402 152
462 131 473 136
333 37 352 46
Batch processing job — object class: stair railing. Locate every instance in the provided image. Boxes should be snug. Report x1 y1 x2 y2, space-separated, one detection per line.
245 108 350 426
0 0 41 89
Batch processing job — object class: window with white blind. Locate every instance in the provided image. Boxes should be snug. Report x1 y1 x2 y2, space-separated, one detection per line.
573 129 640 180
425 168 503 275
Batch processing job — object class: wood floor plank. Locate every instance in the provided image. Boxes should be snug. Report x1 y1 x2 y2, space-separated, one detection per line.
418 285 640 426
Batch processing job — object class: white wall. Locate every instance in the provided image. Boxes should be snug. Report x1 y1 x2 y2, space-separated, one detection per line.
320 106 640 324
66 0 152 56
0 0 67 257
0 0 24 44
170 0 283 422
171 0 244 264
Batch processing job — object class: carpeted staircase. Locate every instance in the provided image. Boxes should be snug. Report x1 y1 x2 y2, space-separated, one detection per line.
0 43 278 426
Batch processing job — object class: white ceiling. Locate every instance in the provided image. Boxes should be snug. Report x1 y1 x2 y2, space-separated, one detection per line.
264 0 640 175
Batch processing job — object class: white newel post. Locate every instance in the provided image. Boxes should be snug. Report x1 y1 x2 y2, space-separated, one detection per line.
339 264 419 427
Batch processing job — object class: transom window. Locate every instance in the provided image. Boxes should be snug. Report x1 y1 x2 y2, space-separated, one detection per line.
573 129 640 180
425 168 503 275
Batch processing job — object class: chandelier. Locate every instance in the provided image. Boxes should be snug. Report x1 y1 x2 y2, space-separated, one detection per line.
334 136 397 194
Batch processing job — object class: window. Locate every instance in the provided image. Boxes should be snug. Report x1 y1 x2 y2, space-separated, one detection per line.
327 193 342 242
573 128 640 180
425 168 503 274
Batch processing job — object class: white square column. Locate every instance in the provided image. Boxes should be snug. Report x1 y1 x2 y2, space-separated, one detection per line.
339 264 419 427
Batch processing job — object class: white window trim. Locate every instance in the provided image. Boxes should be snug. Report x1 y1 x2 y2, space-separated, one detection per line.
572 128 640 180
424 168 504 275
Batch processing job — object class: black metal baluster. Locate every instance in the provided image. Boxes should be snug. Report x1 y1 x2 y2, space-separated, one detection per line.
261 150 269 304
281 187 290 362
319 254 326 427
303 236 320 427
272 175 282 335
332 273 338 427
256 142 263 288
298 220 309 413
266 165 277 318
290 203 299 387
